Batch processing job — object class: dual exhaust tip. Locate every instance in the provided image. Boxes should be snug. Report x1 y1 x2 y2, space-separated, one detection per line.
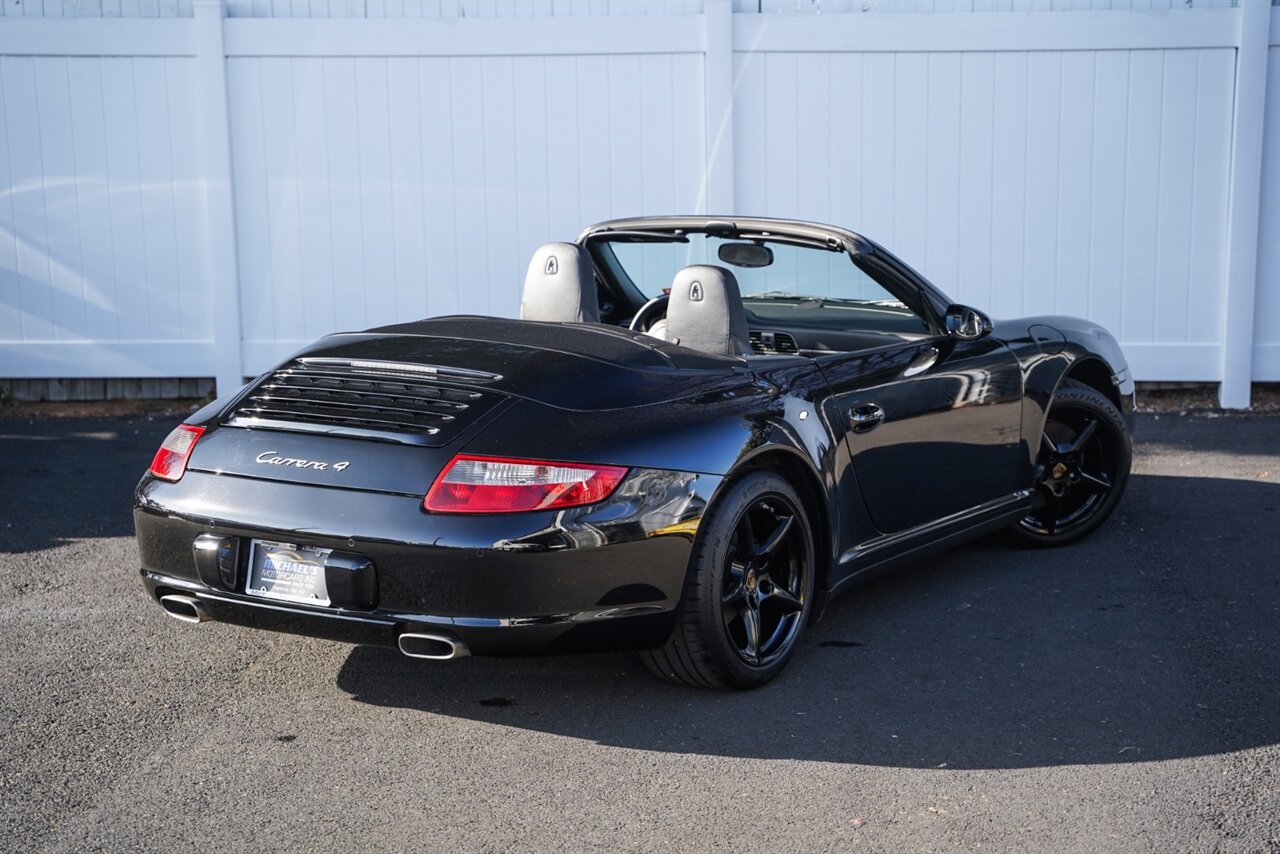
158 594 467 660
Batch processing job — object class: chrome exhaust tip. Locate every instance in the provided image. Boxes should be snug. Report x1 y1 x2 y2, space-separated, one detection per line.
158 593 207 624
398 632 469 660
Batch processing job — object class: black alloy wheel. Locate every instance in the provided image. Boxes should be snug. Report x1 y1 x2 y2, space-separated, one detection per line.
720 497 808 667
1012 380 1131 547
641 471 815 689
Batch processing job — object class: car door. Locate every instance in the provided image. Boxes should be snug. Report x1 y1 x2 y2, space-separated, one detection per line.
817 330 1025 536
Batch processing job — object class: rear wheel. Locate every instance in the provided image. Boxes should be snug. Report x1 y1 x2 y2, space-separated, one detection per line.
1010 380 1131 547
641 472 814 690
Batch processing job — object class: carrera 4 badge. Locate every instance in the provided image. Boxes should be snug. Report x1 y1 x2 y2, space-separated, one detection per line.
255 450 350 472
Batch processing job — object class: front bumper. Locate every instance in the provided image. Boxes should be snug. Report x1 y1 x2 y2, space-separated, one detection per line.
134 467 719 656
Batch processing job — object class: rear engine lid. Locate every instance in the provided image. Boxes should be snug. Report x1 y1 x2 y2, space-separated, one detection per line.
223 356 508 448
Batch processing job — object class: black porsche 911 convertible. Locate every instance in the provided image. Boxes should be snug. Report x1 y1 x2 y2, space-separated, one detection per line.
135 216 1134 689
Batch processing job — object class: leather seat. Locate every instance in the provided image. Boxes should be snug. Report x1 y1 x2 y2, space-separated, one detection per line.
519 243 600 323
663 265 752 358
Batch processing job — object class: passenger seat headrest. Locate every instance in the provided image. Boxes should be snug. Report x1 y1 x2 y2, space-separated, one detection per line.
665 265 751 358
519 242 600 324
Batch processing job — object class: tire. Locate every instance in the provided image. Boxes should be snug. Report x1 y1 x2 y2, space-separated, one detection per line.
640 471 815 690
1008 379 1132 548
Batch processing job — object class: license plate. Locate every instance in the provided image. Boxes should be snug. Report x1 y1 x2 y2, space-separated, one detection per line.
245 540 331 606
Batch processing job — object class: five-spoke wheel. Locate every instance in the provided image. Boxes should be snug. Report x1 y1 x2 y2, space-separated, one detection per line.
642 471 815 689
720 497 807 667
1012 379 1131 547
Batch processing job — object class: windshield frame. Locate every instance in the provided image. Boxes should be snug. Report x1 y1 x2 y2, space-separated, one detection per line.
581 219 949 337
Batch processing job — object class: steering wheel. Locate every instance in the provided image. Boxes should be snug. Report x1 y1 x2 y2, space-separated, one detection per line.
629 294 670 334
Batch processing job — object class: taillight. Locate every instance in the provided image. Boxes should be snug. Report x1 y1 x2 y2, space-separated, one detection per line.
424 455 628 514
148 424 205 482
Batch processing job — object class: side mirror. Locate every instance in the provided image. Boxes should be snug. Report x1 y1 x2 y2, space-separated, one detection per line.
944 304 993 340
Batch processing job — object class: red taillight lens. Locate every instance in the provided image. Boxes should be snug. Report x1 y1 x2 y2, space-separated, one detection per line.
424 455 628 514
148 424 205 482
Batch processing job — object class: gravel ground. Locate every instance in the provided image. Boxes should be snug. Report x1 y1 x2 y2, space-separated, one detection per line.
0 413 1277 853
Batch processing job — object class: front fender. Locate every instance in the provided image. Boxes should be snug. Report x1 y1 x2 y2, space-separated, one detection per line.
1054 319 1134 397
993 315 1134 475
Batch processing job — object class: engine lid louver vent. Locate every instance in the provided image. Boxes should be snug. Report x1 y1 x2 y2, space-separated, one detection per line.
749 330 799 355
224 359 505 446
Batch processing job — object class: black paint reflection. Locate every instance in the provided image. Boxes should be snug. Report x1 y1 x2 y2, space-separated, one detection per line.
493 469 709 553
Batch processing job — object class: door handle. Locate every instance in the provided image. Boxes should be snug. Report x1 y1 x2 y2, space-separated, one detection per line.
849 403 885 433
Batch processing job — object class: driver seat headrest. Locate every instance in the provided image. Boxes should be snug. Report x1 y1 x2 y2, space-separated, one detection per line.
519 242 600 324
665 265 751 358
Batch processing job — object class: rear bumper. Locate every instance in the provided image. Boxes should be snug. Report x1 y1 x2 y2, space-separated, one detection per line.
134 467 719 656
140 568 680 656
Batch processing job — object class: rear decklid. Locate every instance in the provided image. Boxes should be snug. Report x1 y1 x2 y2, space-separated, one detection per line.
223 355 507 448
185 316 746 495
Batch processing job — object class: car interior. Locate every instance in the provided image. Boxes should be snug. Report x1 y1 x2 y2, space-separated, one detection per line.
518 234 938 361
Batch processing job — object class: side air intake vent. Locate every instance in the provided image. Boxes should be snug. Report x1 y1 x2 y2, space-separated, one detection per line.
224 359 504 445
749 330 799 355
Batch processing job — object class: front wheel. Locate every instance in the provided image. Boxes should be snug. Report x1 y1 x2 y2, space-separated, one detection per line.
1009 380 1132 547
641 472 815 690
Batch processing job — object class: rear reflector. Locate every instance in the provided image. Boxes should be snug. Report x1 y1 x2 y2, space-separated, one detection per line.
148 424 205 482
424 455 628 514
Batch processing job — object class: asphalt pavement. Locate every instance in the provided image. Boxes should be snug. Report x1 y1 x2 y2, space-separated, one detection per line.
1 412 1277 852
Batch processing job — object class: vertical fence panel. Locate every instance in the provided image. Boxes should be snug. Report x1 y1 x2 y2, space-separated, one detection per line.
893 54 929 273
1022 50 1062 319
354 57 399 323
259 58 306 344
66 59 119 344
988 52 1028 321
827 53 862 246
100 58 151 344
2 58 57 344
1119 51 1163 348
134 57 186 342
321 57 367 332
419 56 460 320
1255 40 1280 382
1055 50 1094 322
1219 0 1271 405
858 53 898 249
387 56 429 323
226 57 271 351
1189 49 1234 349
543 55 581 253
0 63 20 347
955 52 994 312
31 58 87 343
924 52 961 302
479 55 520 314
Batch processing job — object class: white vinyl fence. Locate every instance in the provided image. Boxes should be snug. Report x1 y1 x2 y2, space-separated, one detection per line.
0 0 1277 405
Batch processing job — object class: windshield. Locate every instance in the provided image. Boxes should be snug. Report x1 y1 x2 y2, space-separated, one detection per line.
604 234 906 306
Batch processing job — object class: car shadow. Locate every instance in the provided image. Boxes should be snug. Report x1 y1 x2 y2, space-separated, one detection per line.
337 472 1280 769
